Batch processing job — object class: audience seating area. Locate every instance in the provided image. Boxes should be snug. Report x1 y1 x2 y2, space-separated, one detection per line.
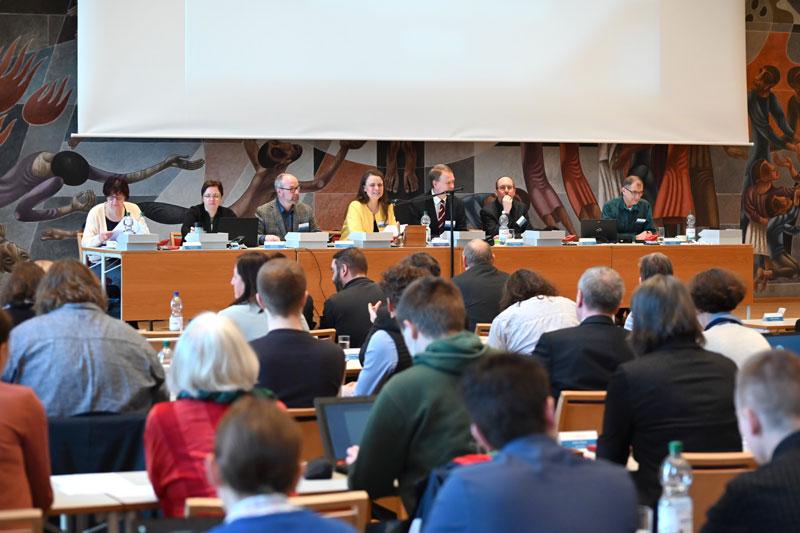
554 391 607 434
684 452 757 532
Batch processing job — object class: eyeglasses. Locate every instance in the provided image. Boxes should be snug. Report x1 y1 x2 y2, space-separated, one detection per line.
106 194 125 201
203 194 221 199
278 186 300 193
623 187 644 197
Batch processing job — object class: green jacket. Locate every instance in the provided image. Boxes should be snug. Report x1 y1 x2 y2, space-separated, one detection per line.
601 196 655 242
348 331 494 513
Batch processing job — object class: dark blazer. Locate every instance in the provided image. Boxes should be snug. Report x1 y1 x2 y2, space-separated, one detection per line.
480 198 529 237
319 277 385 349
533 315 634 399
409 195 468 237
452 263 509 332
255 199 319 239
180 204 237 239
596 337 741 507
702 430 800 533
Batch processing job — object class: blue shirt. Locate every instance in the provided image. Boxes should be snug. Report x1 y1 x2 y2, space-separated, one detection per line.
277 201 294 234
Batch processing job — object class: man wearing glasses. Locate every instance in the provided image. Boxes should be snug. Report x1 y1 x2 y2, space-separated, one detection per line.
601 175 656 242
255 173 320 241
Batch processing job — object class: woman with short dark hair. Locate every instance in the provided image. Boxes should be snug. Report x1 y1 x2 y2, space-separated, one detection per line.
180 179 237 239
81 176 150 248
597 274 741 508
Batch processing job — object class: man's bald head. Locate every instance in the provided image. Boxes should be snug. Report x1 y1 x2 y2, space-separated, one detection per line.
463 239 493 268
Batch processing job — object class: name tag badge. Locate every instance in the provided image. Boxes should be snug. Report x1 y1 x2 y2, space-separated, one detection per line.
298 222 310 231
635 218 646 224
377 221 387 229
444 220 453 229
516 216 527 227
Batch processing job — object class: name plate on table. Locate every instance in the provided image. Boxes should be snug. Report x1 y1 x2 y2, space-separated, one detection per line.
350 232 393 248
440 230 486 247
285 231 329 249
698 229 742 245
182 232 229 250
115 233 159 251
522 230 565 247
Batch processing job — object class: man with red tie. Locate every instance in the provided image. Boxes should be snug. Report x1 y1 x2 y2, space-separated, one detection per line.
411 163 469 237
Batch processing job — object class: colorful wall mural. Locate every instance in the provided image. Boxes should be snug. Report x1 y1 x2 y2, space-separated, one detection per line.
0 1 798 297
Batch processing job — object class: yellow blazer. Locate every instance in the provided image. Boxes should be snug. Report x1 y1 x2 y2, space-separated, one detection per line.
340 200 397 240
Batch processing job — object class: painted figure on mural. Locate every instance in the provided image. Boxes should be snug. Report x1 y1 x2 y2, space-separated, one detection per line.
521 142 576 235
559 143 600 220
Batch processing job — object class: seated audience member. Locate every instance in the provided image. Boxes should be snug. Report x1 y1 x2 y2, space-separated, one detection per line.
340 169 397 240
400 251 442 277
425 353 637 533
207 396 354 533
487 269 578 354
180 180 237 240
480 176 528 237
702 350 800 532
600 174 656 242
452 240 509 331
4 260 166 416
533 267 634 399
256 173 320 241
0 224 29 292
0 309 52 512
624 251 673 330
218 252 309 341
145 313 268 517
251 258 345 407
597 275 741 508
0 261 44 328
690 268 769 368
409 164 468 237
347 277 494 513
320 248 384 348
342 264 427 397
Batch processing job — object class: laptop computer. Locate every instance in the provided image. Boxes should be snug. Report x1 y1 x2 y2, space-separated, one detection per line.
314 396 376 463
580 219 618 243
766 332 800 354
217 217 258 247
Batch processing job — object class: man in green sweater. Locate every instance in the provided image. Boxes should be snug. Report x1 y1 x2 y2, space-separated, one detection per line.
346 276 495 514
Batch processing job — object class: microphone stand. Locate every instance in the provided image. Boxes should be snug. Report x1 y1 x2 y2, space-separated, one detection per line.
392 187 463 277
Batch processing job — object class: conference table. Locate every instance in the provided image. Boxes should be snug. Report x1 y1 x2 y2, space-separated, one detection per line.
85 243 754 323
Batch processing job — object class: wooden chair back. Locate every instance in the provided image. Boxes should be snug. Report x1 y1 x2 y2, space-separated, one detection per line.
169 232 182 247
683 452 757 532
0 509 43 533
554 391 607 433
185 491 370 532
309 328 337 342
287 407 325 462
76 231 85 264
474 323 491 336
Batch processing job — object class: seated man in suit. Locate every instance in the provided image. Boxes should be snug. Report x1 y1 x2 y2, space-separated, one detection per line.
319 248 384 349
533 266 634 399
255 173 320 241
601 174 656 242
250 258 344 407
424 353 638 533
702 349 800 532
206 396 353 533
480 176 529 237
409 164 468 237
452 239 509 332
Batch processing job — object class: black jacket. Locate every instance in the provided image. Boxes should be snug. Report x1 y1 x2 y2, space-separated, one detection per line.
452 263 509 332
180 204 238 239
320 277 385 349
480 198 528 237
596 337 741 507
409 195 468 237
702 430 800 533
533 315 634 400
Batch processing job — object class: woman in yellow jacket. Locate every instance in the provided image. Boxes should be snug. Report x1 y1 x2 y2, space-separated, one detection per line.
340 169 397 240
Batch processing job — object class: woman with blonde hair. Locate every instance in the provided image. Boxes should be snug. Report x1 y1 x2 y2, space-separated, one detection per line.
144 312 281 517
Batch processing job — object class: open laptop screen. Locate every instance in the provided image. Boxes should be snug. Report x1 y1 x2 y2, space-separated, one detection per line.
314 396 375 462
580 219 618 243
217 217 258 247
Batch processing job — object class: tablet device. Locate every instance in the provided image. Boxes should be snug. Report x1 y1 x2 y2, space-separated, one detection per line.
314 396 375 463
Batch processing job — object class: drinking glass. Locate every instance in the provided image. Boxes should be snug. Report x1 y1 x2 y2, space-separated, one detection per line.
338 335 350 350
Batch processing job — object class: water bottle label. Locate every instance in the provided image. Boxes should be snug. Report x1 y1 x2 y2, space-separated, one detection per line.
658 500 692 533
169 316 183 332
499 228 510 244
686 228 695 240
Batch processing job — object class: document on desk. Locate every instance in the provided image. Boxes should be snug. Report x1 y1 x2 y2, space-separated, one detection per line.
52 472 155 500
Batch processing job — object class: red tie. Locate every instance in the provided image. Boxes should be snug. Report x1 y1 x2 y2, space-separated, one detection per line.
437 200 446 230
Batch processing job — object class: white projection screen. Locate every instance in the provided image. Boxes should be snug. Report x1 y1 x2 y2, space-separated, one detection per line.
78 0 748 144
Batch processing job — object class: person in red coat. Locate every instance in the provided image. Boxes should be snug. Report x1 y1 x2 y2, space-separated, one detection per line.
144 312 278 517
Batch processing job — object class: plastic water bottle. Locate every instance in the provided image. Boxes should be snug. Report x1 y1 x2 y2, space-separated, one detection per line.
122 211 134 234
498 212 511 244
169 291 183 332
657 441 693 533
420 211 431 243
686 212 696 242
157 340 172 365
